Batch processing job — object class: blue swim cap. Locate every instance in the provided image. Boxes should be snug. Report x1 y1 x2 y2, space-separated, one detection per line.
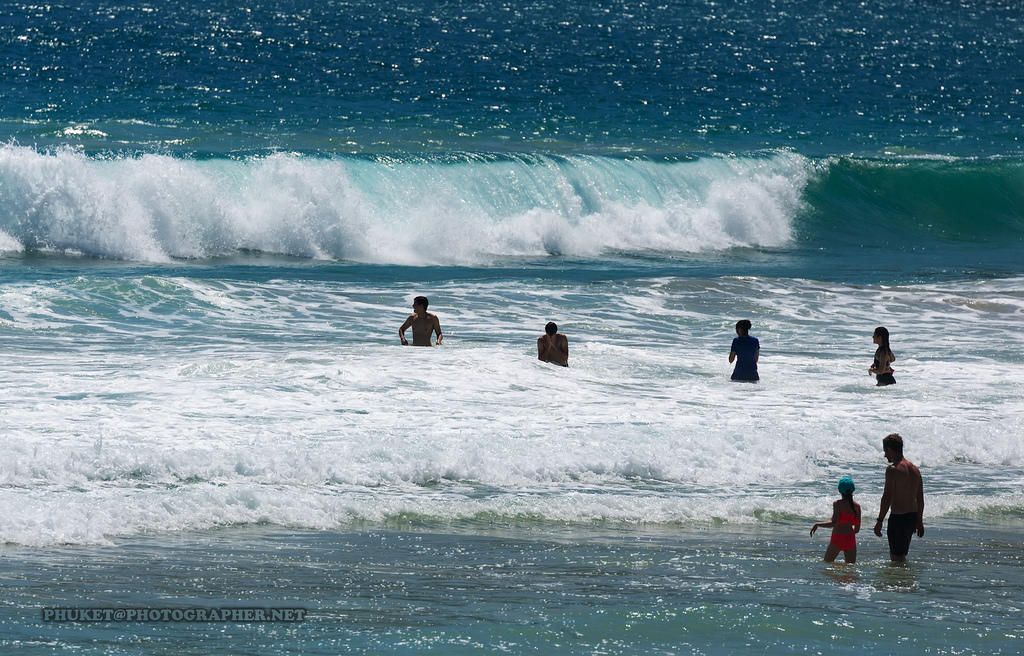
837 476 855 494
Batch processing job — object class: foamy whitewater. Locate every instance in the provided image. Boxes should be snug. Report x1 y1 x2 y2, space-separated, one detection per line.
2 263 1023 546
0 146 805 263
2 0 1023 653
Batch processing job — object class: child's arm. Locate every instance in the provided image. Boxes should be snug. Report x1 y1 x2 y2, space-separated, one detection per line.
809 520 835 536
810 503 840 535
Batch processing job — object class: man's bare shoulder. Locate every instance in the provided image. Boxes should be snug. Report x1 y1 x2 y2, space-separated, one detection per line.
890 460 921 478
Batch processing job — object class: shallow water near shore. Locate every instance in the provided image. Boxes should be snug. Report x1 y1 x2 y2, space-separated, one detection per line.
2 522 1022 655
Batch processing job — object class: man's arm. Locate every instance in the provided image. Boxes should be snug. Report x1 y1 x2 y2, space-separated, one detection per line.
916 471 925 536
399 315 413 344
538 337 547 361
432 315 443 345
874 467 894 536
754 348 760 364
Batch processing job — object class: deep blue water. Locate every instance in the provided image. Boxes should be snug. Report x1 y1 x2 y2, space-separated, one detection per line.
2 0 1023 156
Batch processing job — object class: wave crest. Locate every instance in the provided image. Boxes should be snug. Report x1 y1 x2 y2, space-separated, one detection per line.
0 146 810 263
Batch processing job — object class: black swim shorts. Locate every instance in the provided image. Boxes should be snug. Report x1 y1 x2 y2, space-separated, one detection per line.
887 512 918 556
876 373 896 386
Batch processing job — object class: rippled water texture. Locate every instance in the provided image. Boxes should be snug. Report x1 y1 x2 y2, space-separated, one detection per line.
2 0 1022 154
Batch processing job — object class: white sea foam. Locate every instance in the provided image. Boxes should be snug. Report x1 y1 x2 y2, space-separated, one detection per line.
0 145 812 263
4 479 1019 548
1 273 1022 544
0 228 23 252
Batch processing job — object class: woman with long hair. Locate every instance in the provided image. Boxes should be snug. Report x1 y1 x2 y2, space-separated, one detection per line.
869 326 896 386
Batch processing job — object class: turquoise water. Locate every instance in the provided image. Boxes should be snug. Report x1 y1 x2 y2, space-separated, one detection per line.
1 0 1023 653
3 526 1023 654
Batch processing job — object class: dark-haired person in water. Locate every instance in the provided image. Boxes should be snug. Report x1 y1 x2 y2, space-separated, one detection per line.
399 296 443 346
728 319 759 381
869 326 896 386
873 433 924 562
537 322 568 367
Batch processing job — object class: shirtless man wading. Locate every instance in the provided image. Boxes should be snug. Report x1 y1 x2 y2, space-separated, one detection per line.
873 433 925 562
537 321 568 367
399 296 443 346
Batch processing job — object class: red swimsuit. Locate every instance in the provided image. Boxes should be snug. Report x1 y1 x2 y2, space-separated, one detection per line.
830 511 860 551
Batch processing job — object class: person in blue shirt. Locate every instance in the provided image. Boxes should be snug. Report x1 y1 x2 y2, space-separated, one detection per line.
729 319 759 381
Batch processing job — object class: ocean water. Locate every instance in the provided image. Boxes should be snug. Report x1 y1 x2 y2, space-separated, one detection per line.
1 0 1023 654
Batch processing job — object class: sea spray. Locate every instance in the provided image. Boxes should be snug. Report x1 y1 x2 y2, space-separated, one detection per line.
0 146 810 262
4 146 1023 266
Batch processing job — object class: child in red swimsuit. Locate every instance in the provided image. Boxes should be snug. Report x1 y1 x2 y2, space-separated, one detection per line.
810 476 862 563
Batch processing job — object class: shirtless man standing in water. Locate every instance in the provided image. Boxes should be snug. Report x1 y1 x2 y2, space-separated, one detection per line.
399 296 443 346
537 322 568 367
873 433 925 562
